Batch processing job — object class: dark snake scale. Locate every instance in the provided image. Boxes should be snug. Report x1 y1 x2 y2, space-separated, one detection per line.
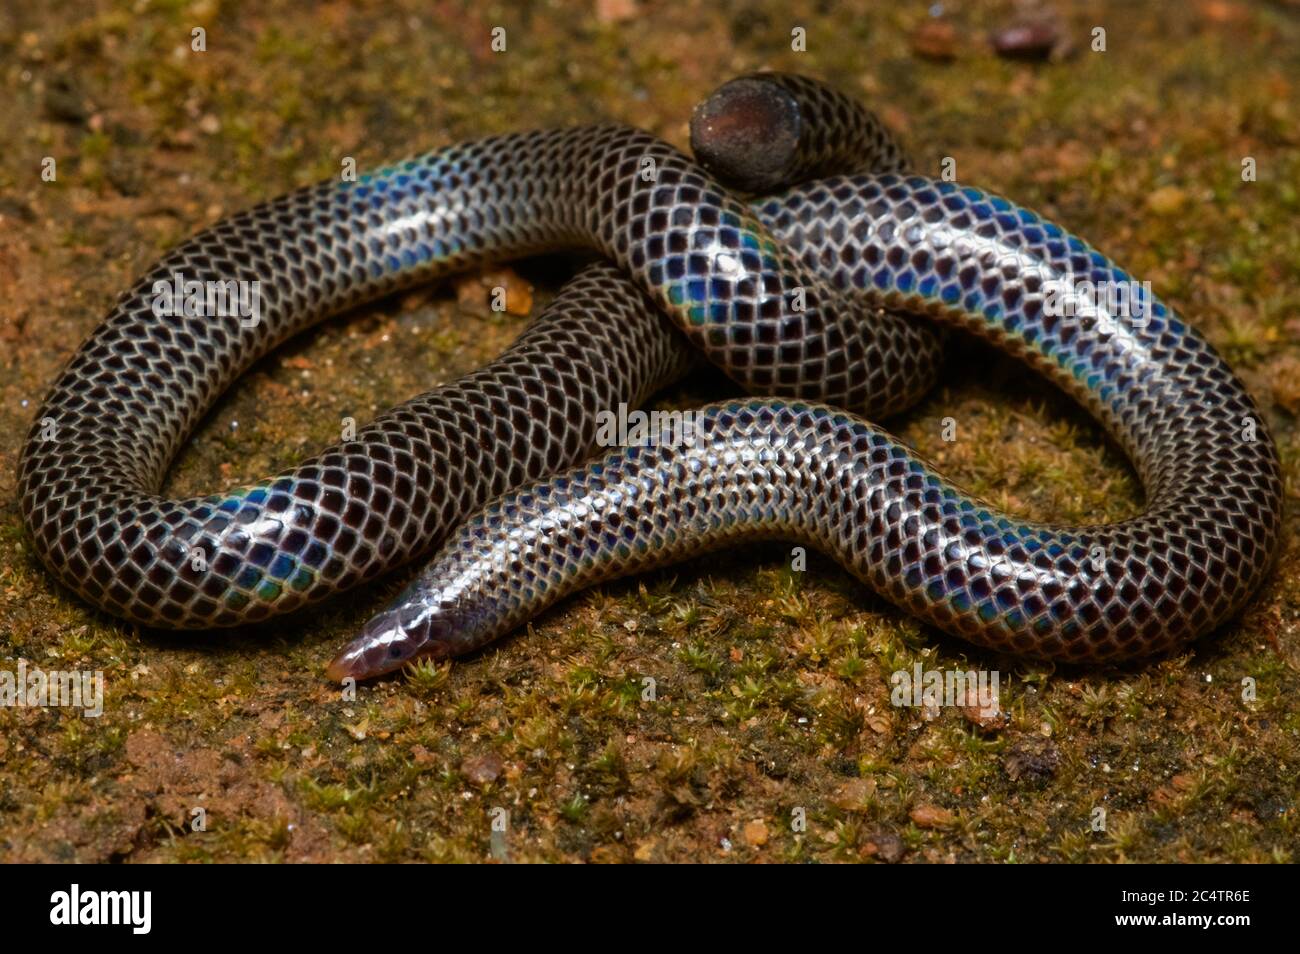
15 74 1282 683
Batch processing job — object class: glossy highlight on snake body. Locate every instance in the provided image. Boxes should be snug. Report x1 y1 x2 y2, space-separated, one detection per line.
17 75 939 631
325 76 1282 680
15 74 1281 682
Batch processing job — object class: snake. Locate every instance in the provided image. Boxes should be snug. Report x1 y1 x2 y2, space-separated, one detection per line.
16 74 1281 684
17 76 935 629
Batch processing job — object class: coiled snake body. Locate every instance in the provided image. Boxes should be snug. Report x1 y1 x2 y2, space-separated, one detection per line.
16 75 1282 682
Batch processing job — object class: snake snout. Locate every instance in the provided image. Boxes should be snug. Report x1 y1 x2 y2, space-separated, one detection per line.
325 597 456 682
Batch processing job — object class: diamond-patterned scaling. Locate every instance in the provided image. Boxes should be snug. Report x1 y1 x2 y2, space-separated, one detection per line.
21 263 698 626
17 91 942 631
17 74 1281 679
326 76 1282 680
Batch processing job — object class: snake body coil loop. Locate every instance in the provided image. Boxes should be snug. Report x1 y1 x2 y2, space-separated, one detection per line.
14 74 1281 683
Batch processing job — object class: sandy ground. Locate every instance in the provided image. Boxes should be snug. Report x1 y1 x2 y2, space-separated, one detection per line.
0 0 1296 862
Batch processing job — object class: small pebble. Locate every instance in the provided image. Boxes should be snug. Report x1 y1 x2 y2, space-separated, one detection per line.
991 19 1060 61
910 804 956 829
596 0 638 23
461 751 504 785
832 777 877 810
960 696 1006 730
911 19 958 61
1003 738 1060 783
1146 185 1188 216
1197 1 1250 24
862 831 905 863
455 267 534 316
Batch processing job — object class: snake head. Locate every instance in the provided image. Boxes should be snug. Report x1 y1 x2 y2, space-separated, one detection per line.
325 581 482 682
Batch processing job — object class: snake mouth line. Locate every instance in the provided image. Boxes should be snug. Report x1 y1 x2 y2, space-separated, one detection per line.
326 609 443 682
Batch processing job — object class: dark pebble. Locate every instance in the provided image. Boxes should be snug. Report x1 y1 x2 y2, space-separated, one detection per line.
1003 738 1061 785
991 20 1060 61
